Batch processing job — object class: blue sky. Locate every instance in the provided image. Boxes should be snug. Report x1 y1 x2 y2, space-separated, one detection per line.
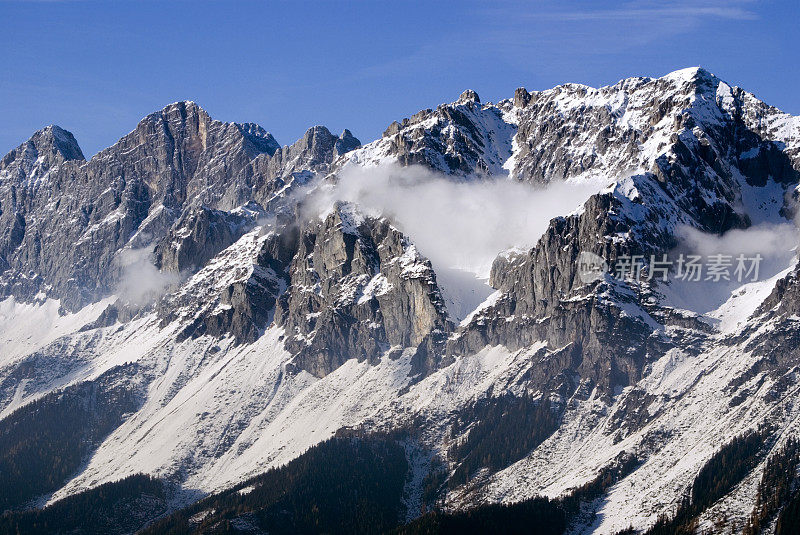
1 0 797 157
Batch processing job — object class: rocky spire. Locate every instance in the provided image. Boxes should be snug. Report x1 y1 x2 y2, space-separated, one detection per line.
0 125 84 178
458 89 480 104
335 128 361 156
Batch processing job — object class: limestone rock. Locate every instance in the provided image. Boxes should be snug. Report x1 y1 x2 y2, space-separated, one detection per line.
275 202 451 377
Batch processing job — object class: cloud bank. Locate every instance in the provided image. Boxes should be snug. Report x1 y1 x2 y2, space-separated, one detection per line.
675 221 800 283
115 247 181 306
308 163 605 278
662 222 800 315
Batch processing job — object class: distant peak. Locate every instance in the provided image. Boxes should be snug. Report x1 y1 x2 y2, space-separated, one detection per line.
307 124 332 136
1 125 84 175
237 123 280 156
162 100 202 112
459 89 480 104
336 129 360 156
663 66 717 84
158 100 209 120
31 125 84 161
514 87 532 108
133 101 211 137
131 101 283 157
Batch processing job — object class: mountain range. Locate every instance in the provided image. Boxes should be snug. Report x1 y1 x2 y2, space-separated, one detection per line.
1 67 800 534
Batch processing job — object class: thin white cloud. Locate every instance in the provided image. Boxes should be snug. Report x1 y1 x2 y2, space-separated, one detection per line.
115 246 181 306
536 5 756 22
474 0 758 60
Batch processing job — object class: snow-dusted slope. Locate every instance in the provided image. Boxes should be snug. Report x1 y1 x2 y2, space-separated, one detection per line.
337 67 800 186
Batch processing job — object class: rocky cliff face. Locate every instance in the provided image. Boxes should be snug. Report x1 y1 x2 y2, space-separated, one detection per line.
154 202 264 275
0 101 359 312
338 88 516 176
2 68 800 534
274 202 450 377
157 225 293 345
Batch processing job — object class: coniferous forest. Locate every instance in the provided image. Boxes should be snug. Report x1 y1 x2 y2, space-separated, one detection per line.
644 429 771 535
1 401 798 534
0 366 141 511
447 394 560 488
0 474 166 535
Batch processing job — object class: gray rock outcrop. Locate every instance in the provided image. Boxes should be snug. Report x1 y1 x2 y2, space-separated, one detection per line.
0 102 359 311
275 202 451 377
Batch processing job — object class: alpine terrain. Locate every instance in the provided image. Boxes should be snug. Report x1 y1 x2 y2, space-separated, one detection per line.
2 67 800 534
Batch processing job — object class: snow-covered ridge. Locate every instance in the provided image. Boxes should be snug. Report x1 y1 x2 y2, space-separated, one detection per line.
339 67 800 191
